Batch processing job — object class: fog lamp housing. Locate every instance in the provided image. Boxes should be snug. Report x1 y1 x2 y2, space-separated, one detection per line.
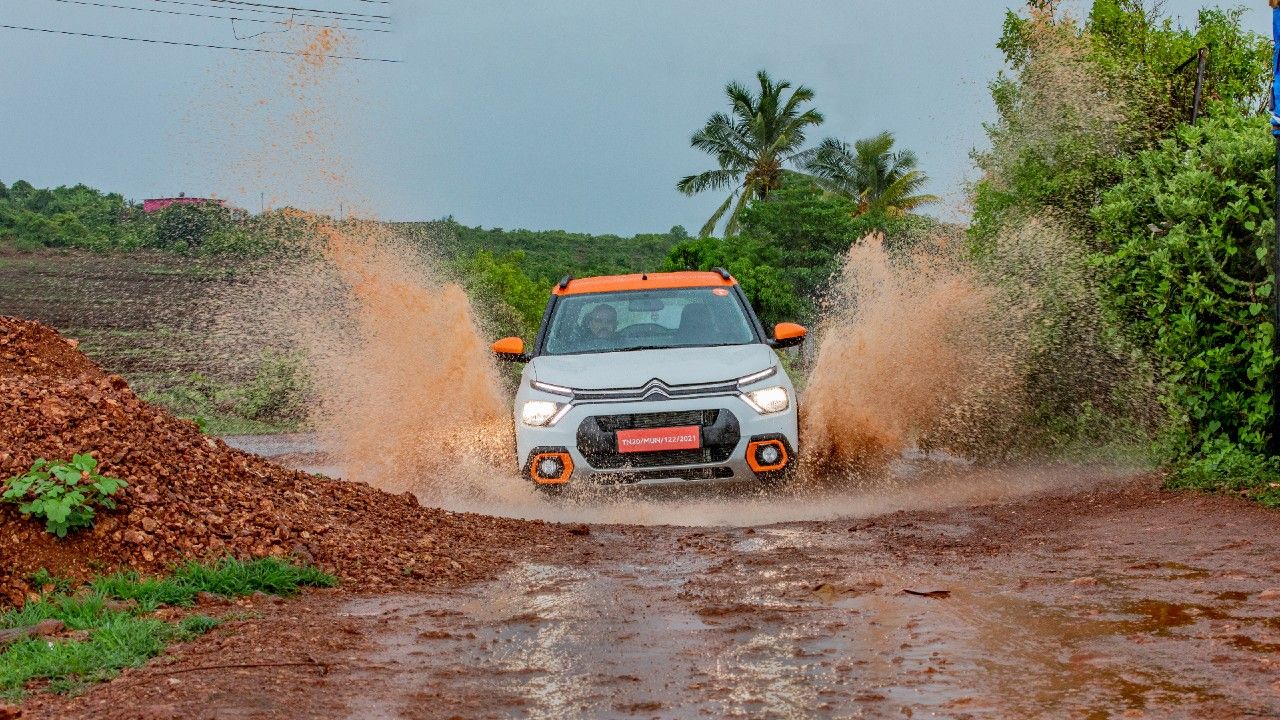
746 439 789 473
527 450 573 485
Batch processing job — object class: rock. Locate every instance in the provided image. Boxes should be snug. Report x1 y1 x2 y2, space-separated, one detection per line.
0 619 65 647
569 523 591 536
194 591 228 607
1258 588 1280 600
141 517 159 533
1070 577 1100 586
0 703 21 719
122 530 147 545
290 544 316 565
32 619 65 637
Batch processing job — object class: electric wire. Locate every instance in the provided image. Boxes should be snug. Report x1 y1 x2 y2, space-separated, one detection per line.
44 0 391 32
207 0 388 21
0 23 401 61
148 0 389 25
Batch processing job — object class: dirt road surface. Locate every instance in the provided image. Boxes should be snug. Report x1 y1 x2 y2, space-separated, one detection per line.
24 469 1280 719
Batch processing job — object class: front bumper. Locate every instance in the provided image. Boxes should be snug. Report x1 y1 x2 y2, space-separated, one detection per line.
516 394 798 486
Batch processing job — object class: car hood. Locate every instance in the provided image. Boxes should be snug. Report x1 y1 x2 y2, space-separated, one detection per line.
530 344 777 390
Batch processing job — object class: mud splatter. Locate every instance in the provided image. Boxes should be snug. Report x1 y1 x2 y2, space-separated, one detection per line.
243 213 535 504
799 231 1029 476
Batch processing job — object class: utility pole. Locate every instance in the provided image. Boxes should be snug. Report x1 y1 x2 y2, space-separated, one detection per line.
1271 0 1280 454
1190 47 1207 125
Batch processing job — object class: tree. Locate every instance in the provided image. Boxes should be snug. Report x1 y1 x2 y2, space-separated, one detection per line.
677 70 824 237
664 176 931 326
802 132 938 217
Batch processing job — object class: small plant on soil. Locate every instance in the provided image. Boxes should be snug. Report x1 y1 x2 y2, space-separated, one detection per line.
1 455 127 537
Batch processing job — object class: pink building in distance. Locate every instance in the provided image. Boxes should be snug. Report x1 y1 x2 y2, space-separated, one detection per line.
142 193 226 214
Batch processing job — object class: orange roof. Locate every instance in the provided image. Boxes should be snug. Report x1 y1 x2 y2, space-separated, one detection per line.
552 271 736 296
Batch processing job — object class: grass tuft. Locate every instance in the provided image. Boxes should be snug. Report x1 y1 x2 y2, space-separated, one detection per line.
0 558 334 701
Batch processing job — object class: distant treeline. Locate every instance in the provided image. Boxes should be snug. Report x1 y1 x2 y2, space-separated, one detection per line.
395 220 689 285
0 180 277 254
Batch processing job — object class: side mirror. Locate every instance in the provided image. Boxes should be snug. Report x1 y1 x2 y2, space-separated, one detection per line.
492 337 528 362
772 322 806 349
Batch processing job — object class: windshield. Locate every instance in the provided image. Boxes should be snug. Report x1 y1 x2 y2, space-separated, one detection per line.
542 286 759 355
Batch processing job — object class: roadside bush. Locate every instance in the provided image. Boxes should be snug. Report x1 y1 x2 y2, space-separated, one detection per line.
1165 440 1280 508
236 350 312 424
1 455 127 537
454 250 548 340
968 1 1280 495
1094 112 1276 457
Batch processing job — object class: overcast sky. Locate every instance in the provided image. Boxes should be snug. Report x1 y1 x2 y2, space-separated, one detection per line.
1 1 1271 235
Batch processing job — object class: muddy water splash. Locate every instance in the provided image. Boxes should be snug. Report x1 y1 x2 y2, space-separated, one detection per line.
270 215 539 502
799 232 1029 477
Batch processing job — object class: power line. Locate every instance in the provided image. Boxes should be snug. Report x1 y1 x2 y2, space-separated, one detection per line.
148 0 389 25
207 0 389 21
0 23 400 61
44 0 391 32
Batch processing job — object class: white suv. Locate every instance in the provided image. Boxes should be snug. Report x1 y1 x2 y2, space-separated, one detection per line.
491 269 805 490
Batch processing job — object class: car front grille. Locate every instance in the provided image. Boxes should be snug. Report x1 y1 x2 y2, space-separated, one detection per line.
594 410 717 432
576 409 740 469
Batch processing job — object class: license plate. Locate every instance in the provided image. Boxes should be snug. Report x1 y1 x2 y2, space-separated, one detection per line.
616 425 702 453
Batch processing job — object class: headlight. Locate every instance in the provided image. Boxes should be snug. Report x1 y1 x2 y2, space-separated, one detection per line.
743 386 789 414
521 400 562 427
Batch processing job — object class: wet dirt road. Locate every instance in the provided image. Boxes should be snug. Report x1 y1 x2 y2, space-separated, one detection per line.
37 471 1280 719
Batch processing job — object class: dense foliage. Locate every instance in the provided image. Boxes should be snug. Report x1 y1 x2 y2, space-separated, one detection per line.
0 181 144 249
1095 113 1276 456
453 249 550 338
972 1 1270 244
0 180 280 254
393 220 693 340
971 0 1278 501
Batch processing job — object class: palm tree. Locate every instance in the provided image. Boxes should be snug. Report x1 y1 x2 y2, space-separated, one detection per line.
802 131 938 217
677 71 824 236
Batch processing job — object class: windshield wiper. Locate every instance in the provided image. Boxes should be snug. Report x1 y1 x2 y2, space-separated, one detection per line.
612 345 669 353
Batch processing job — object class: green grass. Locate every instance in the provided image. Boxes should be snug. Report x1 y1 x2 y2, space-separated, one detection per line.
0 558 335 701
135 372 304 437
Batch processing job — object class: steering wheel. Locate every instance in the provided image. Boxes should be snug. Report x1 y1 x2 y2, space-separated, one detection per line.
616 323 671 339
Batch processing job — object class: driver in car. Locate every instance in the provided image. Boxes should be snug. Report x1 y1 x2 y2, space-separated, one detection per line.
582 303 618 342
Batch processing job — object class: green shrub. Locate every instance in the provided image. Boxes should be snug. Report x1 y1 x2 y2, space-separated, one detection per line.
1165 441 1280 507
1 455 127 537
1093 113 1277 456
236 350 311 424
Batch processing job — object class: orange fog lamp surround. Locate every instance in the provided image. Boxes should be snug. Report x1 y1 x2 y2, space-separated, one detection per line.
746 439 789 473
492 336 526 360
529 452 574 485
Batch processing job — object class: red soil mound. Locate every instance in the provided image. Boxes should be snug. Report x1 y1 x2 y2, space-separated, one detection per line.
0 316 562 606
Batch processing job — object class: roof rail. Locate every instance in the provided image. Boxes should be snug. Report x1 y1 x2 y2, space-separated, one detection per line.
711 267 732 280
558 275 573 290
